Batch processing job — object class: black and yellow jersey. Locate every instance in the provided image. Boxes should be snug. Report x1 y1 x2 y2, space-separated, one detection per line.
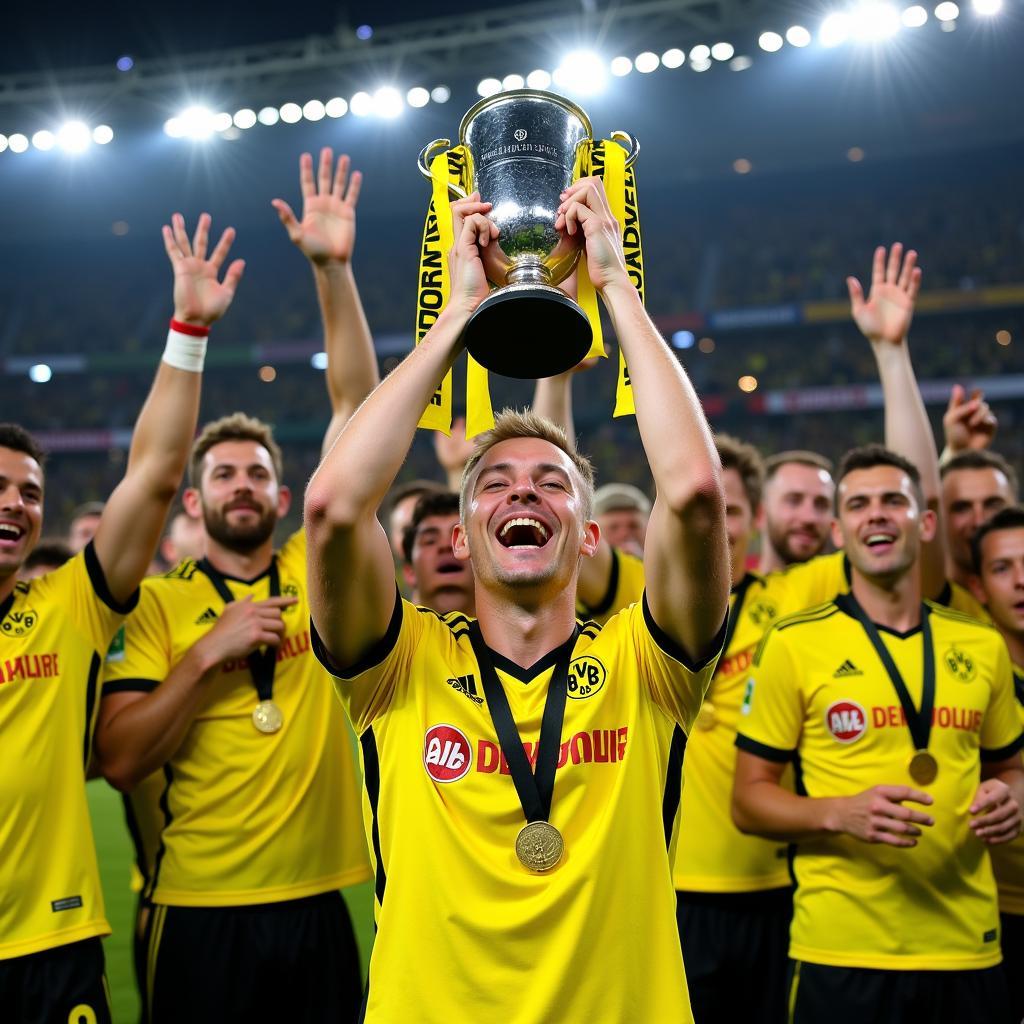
737 598 1023 969
102 530 370 907
991 663 1024 916
576 547 646 627
0 543 137 958
313 593 725 1023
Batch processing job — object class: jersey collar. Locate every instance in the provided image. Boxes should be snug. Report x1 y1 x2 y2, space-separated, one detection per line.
484 629 579 684
834 592 924 639
0 588 14 627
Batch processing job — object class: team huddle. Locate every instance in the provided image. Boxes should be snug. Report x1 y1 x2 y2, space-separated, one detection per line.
0 149 1021 1024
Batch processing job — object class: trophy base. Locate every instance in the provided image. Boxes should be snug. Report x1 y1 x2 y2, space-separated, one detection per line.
462 283 593 380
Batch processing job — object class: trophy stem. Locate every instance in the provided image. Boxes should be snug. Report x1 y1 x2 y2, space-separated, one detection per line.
507 257 552 287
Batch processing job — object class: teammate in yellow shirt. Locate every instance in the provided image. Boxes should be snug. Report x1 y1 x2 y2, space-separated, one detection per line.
734 446 1024 1024
759 451 835 573
0 210 241 1022
401 491 475 615
305 179 730 1022
967 506 1024 1020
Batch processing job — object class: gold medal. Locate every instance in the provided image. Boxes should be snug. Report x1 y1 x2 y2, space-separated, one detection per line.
515 821 564 873
694 702 717 731
908 749 938 785
252 700 284 734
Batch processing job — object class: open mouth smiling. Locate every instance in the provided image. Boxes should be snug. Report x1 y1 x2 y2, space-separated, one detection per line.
497 516 551 549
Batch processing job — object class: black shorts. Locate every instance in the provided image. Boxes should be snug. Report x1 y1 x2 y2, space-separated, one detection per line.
1001 912 1024 1024
146 891 362 1024
0 937 112 1024
676 887 792 1024
788 960 1012 1024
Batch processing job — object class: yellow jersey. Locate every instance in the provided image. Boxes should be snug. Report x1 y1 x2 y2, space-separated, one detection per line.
102 530 370 907
576 547 646 627
736 597 1023 970
315 592 724 1023
990 663 1024 915
0 543 136 958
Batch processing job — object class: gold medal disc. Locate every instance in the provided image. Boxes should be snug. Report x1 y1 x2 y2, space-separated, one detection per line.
252 700 284 734
908 749 938 785
694 702 717 731
515 821 564 873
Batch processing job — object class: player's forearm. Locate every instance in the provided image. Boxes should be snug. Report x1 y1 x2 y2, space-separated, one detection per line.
733 778 840 842
97 645 219 791
532 373 576 447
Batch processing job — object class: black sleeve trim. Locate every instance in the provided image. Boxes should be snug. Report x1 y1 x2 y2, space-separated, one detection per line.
588 547 622 618
102 678 159 695
735 733 796 764
935 581 953 608
980 732 1024 763
642 591 729 673
310 588 404 680
84 541 140 616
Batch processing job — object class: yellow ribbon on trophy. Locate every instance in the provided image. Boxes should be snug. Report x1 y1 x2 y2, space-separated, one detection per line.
414 138 645 436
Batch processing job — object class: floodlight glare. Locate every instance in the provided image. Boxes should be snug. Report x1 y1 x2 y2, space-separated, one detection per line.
431 85 451 103
407 87 431 108
169 106 217 139
689 44 711 61
477 78 502 97
57 121 92 153
552 50 606 95
609 56 633 76
93 125 114 145
325 97 348 118
820 12 852 46
758 31 784 51
212 112 232 132
730 55 754 71
902 4 929 24
311 352 328 370
302 100 326 121
935 1 959 19
850 3 901 39
257 106 280 126
502 74 525 90
786 25 812 46
691 58 712 72
635 51 660 73
29 364 53 383
661 48 685 68
350 92 373 117
711 42 735 61
116 55 134 72
972 0 1002 13
0 135 7 153
32 130 56 151
233 109 257 129
9 133 29 153
373 87 404 118
279 103 302 124
526 69 552 88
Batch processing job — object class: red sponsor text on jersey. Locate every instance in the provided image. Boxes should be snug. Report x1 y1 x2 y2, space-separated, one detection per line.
0 652 60 685
424 724 473 782
871 705 983 733
826 700 869 743
220 630 311 675
715 645 754 680
477 727 629 775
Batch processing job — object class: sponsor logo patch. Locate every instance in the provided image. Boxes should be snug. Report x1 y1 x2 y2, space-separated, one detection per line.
740 678 755 715
105 626 126 663
423 724 472 782
944 646 976 683
51 895 83 913
567 656 606 700
1 608 37 637
825 699 868 743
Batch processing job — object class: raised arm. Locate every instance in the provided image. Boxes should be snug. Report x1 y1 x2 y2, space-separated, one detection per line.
556 179 728 661
941 384 997 464
848 243 945 599
305 197 495 667
93 214 243 604
273 148 378 455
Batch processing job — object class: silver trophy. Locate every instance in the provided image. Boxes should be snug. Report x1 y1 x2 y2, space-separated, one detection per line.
418 89 638 379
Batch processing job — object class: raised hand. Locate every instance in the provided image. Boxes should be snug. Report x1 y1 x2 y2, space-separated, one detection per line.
847 243 922 346
555 177 629 294
448 194 497 314
943 384 997 454
162 212 245 327
272 148 362 265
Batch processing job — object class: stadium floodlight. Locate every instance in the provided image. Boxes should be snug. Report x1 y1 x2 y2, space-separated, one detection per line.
407 87 431 108
29 364 53 383
166 106 217 139
526 69 552 88
0 135 7 153
850 3 901 39
552 50 607 95
689 44 711 62
32 130 56 151
350 92 373 117
730 55 754 71
212 112 232 132
477 78 502 97
373 87 404 118
820 12 853 46
635 51 660 73
325 97 348 118
935 1 959 18
902 4 929 24
8 133 29 153
691 58 712 72
311 351 328 370
711 42 735 61
233 109 257 129
671 331 695 350
279 103 302 124
57 121 92 153
786 25 812 46
93 125 113 145
431 85 451 103
972 0 1002 13
609 56 633 76
661 48 685 68
758 31 784 51
302 100 326 121
257 106 280 126
502 74 525 90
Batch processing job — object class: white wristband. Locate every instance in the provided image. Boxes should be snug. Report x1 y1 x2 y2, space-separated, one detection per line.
163 328 208 373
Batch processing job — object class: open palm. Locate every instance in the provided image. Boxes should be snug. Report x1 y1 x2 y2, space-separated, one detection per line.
162 212 245 325
847 243 921 346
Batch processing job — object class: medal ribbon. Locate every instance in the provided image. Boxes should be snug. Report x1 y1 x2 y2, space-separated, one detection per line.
197 558 281 704
468 623 577 824
719 573 756 668
841 593 935 754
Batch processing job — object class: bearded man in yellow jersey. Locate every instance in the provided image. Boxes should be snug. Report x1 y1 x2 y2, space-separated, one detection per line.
734 445 1024 1024
305 179 729 1023
968 506 1024 1021
96 150 375 1024
758 451 835 574
0 211 241 1023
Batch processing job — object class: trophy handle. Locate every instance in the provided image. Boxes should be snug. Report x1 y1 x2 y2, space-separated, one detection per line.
609 131 640 168
416 139 468 199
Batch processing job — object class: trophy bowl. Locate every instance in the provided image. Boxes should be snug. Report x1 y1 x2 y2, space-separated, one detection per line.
418 89 638 379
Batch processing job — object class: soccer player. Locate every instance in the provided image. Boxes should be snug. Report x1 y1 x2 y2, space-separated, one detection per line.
401 491 475 615
96 149 375 1024
0 210 241 1024
968 506 1024 1020
305 180 729 1020
758 451 834 573
734 445 1024 1024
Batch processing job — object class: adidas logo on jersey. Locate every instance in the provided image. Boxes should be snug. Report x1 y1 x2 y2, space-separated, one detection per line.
833 659 863 678
195 607 219 625
447 674 483 704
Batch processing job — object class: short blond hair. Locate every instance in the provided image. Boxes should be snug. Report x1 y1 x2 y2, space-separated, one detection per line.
459 409 595 520
189 412 284 486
